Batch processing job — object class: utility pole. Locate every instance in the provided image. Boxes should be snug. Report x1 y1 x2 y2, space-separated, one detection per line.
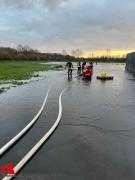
106 49 111 58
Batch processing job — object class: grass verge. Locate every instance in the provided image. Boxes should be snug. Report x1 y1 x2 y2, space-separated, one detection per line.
0 61 56 81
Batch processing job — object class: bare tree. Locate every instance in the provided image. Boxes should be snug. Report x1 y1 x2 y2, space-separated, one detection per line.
76 49 82 58
23 45 31 52
17 44 24 52
71 49 76 57
71 49 82 58
62 49 67 56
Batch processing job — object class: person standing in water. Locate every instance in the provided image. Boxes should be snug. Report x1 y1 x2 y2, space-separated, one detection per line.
66 61 73 77
89 61 93 69
77 61 81 74
82 61 86 71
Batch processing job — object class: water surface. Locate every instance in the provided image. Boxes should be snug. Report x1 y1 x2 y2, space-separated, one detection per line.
0 63 135 180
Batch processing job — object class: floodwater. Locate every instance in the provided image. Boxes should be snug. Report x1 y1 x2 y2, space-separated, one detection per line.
0 63 135 180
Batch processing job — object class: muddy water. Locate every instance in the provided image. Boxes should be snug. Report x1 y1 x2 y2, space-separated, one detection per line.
0 63 135 180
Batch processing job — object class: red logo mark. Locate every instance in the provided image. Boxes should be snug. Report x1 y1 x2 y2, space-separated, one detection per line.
0 164 15 176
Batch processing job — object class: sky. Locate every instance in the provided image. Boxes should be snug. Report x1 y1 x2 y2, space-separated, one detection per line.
0 0 135 57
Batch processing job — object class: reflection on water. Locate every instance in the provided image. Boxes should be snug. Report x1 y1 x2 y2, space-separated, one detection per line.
67 74 72 81
82 79 92 86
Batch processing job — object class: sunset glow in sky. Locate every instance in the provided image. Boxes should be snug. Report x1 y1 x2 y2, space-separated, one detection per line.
82 50 135 58
0 0 135 57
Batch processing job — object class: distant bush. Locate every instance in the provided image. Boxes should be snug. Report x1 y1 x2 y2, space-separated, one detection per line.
0 45 125 62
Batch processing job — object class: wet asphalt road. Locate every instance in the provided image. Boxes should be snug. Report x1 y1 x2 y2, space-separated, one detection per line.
0 63 135 180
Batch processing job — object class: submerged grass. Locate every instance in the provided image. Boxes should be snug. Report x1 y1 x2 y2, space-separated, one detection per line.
11 81 27 86
0 61 55 81
0 87 5 93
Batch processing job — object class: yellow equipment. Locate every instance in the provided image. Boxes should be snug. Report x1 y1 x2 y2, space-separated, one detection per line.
97 72 113 80
101 72 107 78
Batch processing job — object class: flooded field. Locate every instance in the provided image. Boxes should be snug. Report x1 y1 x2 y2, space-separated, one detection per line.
0 63 135 180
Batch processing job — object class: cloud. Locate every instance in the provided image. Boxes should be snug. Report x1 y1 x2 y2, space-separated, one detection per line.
42 0 70 10
0 0 135 53
0 0 34 9
0 0 70 10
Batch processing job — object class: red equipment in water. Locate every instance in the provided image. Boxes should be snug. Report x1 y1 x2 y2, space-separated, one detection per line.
83 65 93 79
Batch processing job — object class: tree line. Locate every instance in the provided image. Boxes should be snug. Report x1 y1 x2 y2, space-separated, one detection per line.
0 45 126 62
